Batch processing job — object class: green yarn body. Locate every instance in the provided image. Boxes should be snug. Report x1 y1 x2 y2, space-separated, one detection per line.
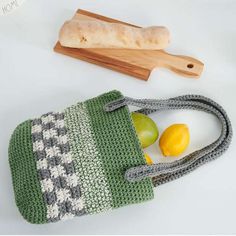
9 90 154 224
85 91 154 208
9 120 47 224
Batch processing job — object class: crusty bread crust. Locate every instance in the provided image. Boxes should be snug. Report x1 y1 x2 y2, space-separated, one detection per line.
59 20 170 49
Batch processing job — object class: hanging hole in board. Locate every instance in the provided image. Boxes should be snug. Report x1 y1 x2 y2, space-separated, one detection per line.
187 64 194 69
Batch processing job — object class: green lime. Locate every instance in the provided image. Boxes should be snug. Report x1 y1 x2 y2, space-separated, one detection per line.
131 112 159 148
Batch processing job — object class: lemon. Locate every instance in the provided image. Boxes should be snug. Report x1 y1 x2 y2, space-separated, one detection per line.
144 153 153 165
131 112 159 148
159 124 190 157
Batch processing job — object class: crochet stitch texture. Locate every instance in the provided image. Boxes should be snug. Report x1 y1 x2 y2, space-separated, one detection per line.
9 90 154 224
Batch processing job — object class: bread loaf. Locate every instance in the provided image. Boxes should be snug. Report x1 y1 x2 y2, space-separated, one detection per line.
59 20 170 50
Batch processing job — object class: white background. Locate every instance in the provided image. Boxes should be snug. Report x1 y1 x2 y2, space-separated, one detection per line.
0 0 236 234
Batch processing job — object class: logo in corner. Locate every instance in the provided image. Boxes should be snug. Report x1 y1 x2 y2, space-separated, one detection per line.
0 0 25 16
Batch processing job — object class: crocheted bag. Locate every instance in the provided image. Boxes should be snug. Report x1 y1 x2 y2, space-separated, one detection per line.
9 90 232 224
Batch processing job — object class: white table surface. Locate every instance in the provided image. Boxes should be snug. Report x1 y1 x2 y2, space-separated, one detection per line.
0 0 236 234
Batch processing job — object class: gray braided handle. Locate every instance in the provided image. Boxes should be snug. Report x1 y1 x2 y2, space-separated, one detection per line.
104 95 233 187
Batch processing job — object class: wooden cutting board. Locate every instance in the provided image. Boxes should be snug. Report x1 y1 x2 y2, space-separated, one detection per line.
54 9 204 80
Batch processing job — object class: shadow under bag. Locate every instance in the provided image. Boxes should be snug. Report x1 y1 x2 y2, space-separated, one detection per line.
9 90 232 224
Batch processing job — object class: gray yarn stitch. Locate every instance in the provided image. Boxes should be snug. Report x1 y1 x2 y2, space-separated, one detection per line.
104 95 233 187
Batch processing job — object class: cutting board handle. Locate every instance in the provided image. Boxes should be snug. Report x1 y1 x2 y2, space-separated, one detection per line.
156 51 204 78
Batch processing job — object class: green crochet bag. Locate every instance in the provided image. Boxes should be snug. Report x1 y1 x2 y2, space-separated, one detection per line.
9 90 154 224
9 90 232 224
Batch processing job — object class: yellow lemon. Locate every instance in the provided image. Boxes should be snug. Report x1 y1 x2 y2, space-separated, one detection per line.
159 124 190 157
144 153 153 165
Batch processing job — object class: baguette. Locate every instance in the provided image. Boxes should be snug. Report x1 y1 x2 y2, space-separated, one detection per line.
59 19 170 50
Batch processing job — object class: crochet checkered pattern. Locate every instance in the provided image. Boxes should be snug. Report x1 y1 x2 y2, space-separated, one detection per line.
9 91 154 224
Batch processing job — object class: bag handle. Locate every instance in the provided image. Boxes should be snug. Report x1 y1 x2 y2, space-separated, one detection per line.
104 95 232 187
